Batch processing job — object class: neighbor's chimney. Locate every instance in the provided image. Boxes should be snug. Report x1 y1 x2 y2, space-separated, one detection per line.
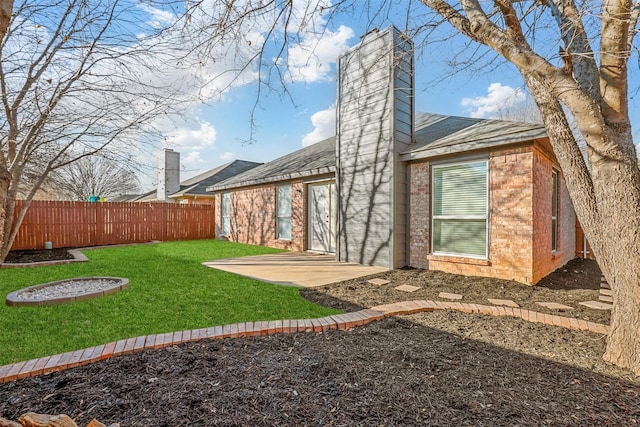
157 149 180 201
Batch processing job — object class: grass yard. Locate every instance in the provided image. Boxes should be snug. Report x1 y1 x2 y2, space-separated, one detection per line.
0 240 341 366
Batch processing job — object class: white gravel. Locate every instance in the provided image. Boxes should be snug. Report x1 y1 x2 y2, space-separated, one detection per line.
16 279 121 301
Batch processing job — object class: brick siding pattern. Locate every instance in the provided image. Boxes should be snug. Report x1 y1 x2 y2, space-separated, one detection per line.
532 147 576 283
216 180 309 252
408 144 576 285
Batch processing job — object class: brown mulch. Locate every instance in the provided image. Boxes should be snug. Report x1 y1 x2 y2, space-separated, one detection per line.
1 254 637 426
3 248 75 264
301 258 609 324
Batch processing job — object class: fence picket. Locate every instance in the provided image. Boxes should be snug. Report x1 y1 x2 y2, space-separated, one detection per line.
10 201 215 250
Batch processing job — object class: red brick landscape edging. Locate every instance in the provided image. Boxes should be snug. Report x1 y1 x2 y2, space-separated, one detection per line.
0 301 609 383
370 300 610 335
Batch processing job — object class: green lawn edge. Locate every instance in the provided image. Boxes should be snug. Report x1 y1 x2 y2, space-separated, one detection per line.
0 240 341 365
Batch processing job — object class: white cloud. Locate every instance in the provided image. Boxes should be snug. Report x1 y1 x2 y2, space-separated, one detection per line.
287 25 355 83
301 104 335 147
164 121 217 150
219 151 235 161
461 83 526 118
139 4 177 29
182 151 204 166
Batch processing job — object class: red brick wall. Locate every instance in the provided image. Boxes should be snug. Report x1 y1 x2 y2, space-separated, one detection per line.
215 180 307 252
486 147 535 283
532 148 575 283
408 144 574 285
425 147 535 283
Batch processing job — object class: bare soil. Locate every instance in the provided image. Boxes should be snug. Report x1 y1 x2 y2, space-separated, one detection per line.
1 255 637 426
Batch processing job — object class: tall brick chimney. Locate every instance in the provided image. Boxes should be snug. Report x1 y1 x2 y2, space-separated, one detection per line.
157 148 180 202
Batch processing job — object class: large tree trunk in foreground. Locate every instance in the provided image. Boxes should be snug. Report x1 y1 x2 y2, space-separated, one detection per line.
417 0 640 374
591 135 640 371
526 76 640 374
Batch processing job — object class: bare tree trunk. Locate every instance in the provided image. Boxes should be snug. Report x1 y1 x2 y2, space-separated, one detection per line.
0 165 10 260
0 0 12 43
593 130 640 372
0 0 14 259
526 75 640 374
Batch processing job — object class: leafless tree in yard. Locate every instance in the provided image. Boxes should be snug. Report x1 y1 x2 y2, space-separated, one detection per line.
187 0 640 373
47 155 140 201
0 0 197 261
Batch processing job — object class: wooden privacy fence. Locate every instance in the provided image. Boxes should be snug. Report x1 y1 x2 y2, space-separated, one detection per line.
10 200 215 251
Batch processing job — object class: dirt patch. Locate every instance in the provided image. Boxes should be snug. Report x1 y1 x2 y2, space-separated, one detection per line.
4 249 75 264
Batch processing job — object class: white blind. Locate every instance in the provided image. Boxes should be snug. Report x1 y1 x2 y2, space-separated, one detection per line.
277 185 291 217
432 161 488 257
221 192 231 235
277 184 292 240
433 162 487 217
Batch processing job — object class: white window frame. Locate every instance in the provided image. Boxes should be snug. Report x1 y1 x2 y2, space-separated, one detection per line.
551 170 559 252
276 184 292 240
431 159 489 259
221 192 231 236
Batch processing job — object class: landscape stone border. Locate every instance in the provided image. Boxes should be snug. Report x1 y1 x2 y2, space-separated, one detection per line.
5 277 129 307
0 300 609 383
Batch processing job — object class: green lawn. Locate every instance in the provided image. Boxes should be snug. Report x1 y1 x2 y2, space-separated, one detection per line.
0 240 341 366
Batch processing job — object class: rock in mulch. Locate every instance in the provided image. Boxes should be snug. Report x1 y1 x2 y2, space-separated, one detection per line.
0 413 118 427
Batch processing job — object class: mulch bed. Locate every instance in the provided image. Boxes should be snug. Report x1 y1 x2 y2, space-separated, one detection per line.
4 248 75 264
1 251 636 425
0 317 638 426
301 258 610 324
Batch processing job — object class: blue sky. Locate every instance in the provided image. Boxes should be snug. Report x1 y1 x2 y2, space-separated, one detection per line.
137 3 640 190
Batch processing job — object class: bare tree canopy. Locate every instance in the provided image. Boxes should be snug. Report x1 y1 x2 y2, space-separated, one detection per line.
47 155 140 201
0 0 200 260
183 0 640 372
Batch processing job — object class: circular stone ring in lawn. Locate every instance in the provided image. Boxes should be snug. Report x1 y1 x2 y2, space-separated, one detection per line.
5 277 129 306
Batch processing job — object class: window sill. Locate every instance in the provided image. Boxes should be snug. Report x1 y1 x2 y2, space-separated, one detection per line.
427 254 491 266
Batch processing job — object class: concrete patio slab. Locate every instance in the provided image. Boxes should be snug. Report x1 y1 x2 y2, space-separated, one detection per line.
579 300 613 310
202 252 388 288
395 285 421 293
438 292 463 300
488 298 520 308
536 302 574 311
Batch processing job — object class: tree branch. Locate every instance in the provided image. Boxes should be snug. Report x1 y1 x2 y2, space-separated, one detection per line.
600 0 632 123
544 0 601 101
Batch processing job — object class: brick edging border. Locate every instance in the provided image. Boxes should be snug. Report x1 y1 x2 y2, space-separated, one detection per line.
0 301 609 383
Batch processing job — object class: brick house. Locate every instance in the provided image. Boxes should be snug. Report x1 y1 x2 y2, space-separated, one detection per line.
208 27 575 285
125 149 261 205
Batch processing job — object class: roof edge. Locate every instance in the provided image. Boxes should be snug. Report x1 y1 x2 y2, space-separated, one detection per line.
208 167 336 193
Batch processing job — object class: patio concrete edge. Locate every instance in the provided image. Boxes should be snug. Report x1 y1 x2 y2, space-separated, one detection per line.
0 302 609 383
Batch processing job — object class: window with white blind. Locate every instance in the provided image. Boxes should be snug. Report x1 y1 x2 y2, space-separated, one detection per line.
432 160 489 258
221 192 231 236
277 184 292 240
552 171 558 252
